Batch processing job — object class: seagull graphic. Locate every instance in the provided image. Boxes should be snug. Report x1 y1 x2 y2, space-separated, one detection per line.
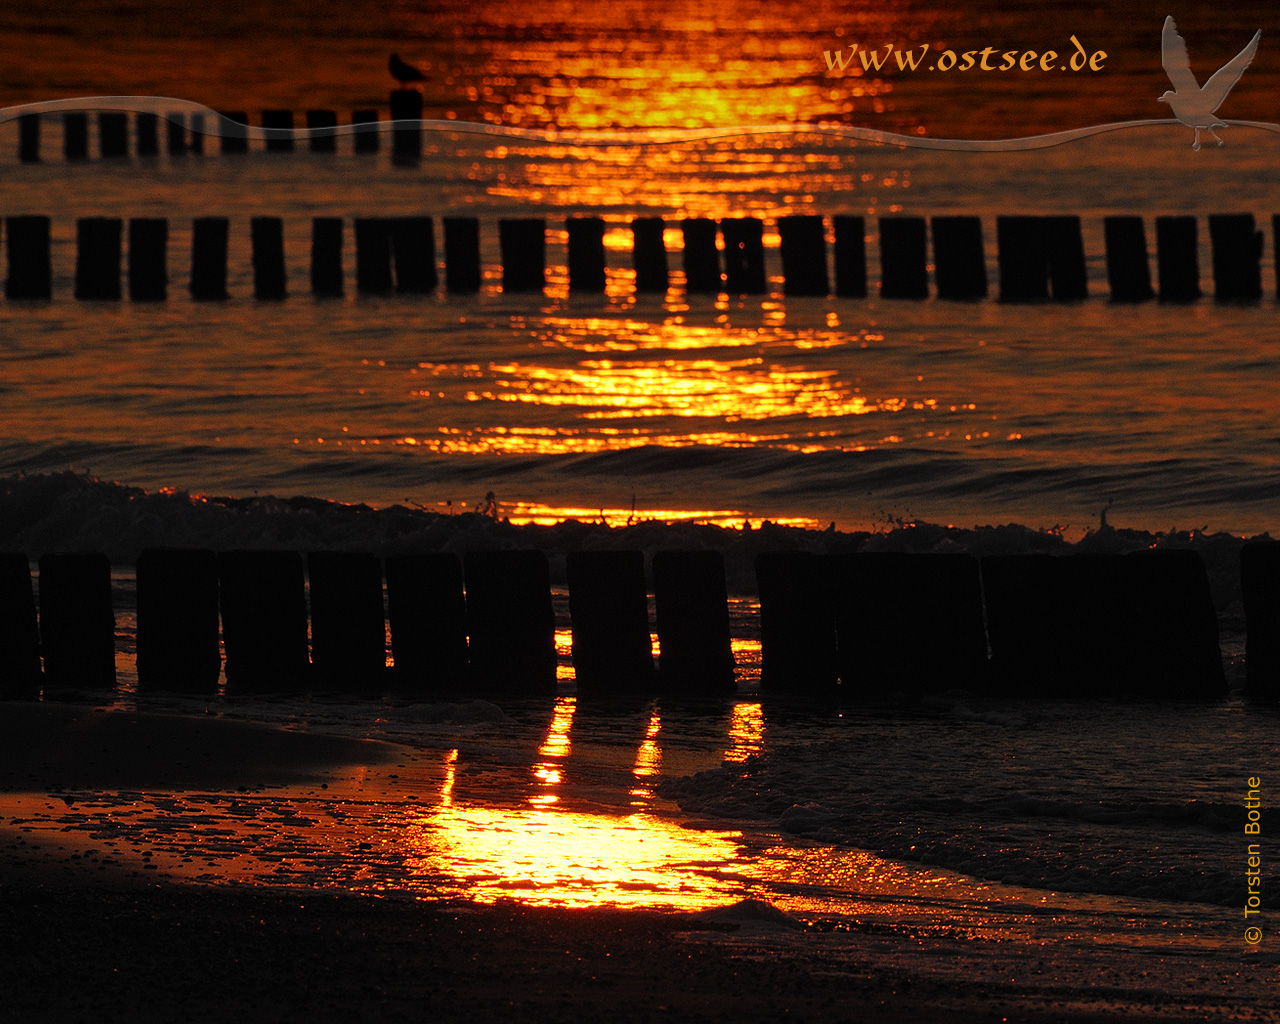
389 53 428 88
1158 16 1260 150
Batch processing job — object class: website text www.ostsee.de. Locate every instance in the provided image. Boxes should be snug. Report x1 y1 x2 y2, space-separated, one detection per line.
822 36 1107 73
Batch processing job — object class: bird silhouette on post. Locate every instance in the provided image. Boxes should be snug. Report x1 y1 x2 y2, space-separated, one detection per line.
1158 16 1261 150
390 53 428 88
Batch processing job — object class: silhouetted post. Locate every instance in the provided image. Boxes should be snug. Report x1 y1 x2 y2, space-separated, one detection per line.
755 551 836 694
355 218 395 294
443 216 482 293
681 218 721 293
981 553 1064 696
1103 216 1153 301
1056 554 1127 696
1122 549 1225 698
218 550 310 691
136 113 159 157
188 113 205 154
833 215 867 297
389 90 422 161
135 548 221 692
166 113 187 155
567 216 607 293
778 215 828 296
1045 216 1087 300
18 114 39 163
1156 215 1199 300
878 216 928 299
385 552 468 691
567 550 654 695
63 113 89 161
310 217 344 297
308 552 386 690
352 109 380 153
261 110 294 152
0 553 42 694
834 553 987 695
997 216 1048 301
5 216 52 300
931 215 987 299
499 218 546 293
306 110 338 153
653 550 736 696
38 552 115 690
128 218 168 302
75 217 123 300
393 216 438 293
721 217 766 294
98 113 128 158
190 217 230 300
464 550 557 695
250 217 286 299
219 111 249 153
1209 213 1263 301
1242 541 1280 701
632 216 668 293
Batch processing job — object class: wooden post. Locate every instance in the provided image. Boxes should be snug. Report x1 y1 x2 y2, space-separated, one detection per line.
393 216 438 294
310 217 344 297
0 553 42 695
1155 215 1199 301
18 113 39 163
721 217 766 294
188 113 205 155
38 552 115 690
136 113 159 157
499 218 546 293
878 216 928 299
1208 213 1263 301
75 217 123 300
1045 215 1087 300
218 550 310 691
5 216 52 300
262 110 294 152
354 218 395 294
1242 541 1280 701
99 113 128 158
306 110 338 153
1103 216 1153 301
385 552 468 692
464 550 557 695
681 218 721 294
389 90 422 161
778 215 828 297
251 217 287 299
931 215 987 299
653 550 736 695
567 550 654 695
996 216 1049 301
190 217 230 300
352 109 380 153
219 111 249 154
63 113 89 161
128 218 168 302
166 113 187 155
981 553 1064 696
308 552 386 690
631 216 668 293
567 216 607 293
755 551 836 694
443 216 482 293
832 215 867 297
135 548 221 692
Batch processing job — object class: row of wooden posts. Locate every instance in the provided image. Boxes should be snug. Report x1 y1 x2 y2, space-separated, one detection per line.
0 211 1273 302
4 545 1280 701
14 92 432 163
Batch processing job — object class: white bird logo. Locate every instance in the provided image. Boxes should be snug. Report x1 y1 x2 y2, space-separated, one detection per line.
1158 16 1260 150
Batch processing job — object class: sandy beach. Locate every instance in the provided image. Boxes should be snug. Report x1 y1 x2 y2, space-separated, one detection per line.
1 701 1275 1023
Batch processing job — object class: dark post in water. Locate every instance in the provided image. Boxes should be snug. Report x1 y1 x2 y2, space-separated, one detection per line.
833 215 867 298
98 113 128 159
75 217 123 301
1241 542 1280 702
0 552 42 695
136 112 159 157
310 217 344 297
463 550 557 695
755 551 837 695
306 110 338 153
878 217 929 299
251 217 287 300
308 552 387 690
166 113 187 155
190 217 230 300
351 110 380 153
38 552 115 691
996 216 1050 301
631 217 669 294
354 218 395 294
393 217 438 294
217 550 310 691
385 552 469 692
18 113 39 163
1103 216 1153 302
778 215 829 297
1208 213 1263 301
135 548 221 692
261 110 295 153
499 218 547 293
721 217 766 295
1155 215 1200 301
443 216 482 293
63 113 89 161
219 112 250 154
931 215 987 300
653 550 736 696
389 90 423 161
567 216 607 293
567 550 655 696
680 218 722 294
5 216 52 300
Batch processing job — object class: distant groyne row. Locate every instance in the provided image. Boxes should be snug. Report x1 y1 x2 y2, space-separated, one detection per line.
0 211 1275 302
4 545 1280 701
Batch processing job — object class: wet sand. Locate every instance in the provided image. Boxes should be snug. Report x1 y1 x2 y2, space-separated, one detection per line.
1 702 1275 1023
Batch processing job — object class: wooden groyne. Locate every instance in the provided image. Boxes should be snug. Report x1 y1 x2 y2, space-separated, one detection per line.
0 545 1265 701
3 212 1279 303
